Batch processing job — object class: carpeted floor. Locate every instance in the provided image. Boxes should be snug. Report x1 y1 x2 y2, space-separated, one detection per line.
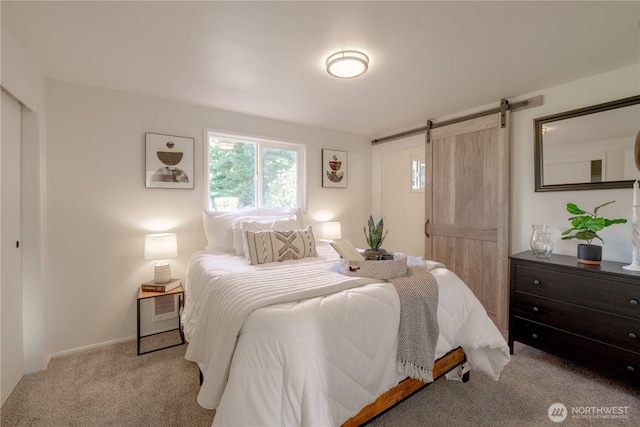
370 343 639 427
1 332 214 427
1 334 638 426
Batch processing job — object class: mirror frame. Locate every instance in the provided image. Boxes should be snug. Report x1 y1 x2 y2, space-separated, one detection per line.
534 94 640 192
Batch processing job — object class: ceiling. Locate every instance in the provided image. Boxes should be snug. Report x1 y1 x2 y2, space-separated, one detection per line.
2 1 639 139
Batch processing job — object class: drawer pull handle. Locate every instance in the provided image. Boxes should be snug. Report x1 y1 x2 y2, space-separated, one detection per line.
533 279 541 285
631 299 639 305
533 307 539 313
629 332 637 340
627 365 636 373
531 333 538 339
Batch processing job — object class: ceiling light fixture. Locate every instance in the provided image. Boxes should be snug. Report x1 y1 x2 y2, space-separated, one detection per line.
326 50 369 79
217 141 235 150
210 138 235 150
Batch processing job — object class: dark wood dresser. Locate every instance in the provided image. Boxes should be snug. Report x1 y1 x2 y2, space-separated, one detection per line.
509 251 640 382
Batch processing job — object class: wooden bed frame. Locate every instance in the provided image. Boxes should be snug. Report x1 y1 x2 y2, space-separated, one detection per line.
342 347 468 427
198 347 467 426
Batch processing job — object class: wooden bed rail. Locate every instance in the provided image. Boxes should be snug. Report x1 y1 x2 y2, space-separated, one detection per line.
342 347 467 427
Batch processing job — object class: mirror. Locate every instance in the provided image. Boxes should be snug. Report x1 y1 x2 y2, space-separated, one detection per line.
534 95 640 191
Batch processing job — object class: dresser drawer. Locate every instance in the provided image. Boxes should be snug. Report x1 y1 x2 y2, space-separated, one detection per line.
514 264 640 319
513 291 640 353
511 317 640 381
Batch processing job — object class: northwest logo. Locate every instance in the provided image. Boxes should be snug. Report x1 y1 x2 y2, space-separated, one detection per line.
548 403 568 422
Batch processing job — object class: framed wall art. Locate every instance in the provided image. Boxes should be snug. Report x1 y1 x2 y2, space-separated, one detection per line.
322 149 347 188
145 132 194 189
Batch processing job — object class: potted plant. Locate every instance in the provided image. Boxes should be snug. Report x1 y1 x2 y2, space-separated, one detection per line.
363 215 391 260
561 201 627 265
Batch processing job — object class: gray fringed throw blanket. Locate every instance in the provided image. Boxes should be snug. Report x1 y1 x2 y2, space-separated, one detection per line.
388 265 440 383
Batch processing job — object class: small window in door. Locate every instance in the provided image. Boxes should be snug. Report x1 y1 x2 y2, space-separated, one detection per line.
412 157 425 192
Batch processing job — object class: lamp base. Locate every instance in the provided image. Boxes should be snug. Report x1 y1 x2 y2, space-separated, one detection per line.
154 263 172 283
623 262 640 271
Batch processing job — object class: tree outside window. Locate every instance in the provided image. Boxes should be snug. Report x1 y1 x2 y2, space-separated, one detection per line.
208 134 303 210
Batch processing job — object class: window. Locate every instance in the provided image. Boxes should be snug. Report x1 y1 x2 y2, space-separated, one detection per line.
411 157 426 192
207 131 305 211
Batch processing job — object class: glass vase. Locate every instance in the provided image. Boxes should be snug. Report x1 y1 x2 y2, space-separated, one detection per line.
530 225 553 258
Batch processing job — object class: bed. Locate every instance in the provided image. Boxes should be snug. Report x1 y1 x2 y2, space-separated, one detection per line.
183 209 510 426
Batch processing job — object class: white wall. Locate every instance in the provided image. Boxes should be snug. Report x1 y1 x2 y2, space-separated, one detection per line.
45 79 372 354
511 64 639 262
373 135 425 257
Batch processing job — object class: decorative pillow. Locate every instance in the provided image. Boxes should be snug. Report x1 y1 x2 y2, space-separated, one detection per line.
245 226 317 265
231 216 299 256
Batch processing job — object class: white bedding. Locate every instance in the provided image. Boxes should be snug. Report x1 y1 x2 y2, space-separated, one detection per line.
183 244 510 426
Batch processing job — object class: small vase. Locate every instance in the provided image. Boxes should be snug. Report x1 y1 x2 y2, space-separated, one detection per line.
530 225 553 258
533 231 553 258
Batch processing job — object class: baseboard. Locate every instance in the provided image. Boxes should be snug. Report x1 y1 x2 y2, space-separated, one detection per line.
49 335 136 359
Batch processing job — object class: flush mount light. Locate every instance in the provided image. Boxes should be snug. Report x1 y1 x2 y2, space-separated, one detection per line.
217 141 235 150
326 50 369 79
210 137 235 150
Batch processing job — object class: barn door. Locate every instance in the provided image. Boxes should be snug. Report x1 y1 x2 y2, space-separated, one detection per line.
424 108 510 330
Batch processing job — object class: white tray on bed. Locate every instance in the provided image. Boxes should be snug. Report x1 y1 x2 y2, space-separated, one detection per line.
339 252 408 280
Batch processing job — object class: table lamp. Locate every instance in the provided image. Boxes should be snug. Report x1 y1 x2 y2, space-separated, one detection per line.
144 233 178 283
317 221 342 241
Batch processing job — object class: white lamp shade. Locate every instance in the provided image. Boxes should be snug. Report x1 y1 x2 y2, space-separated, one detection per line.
144 233 178 260
317 222 342 241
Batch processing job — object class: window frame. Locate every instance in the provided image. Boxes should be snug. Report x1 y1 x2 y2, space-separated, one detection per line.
204 129 306 212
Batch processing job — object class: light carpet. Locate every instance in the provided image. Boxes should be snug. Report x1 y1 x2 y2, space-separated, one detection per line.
1 334 638 426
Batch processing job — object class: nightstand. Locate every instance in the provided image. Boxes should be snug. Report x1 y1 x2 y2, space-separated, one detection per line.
137 285 185 355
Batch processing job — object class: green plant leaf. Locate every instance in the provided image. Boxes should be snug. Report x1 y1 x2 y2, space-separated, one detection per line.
364 215 387 251
563 200 626 245
604 218 628 226
575 230 597 240
566 203 585 215
585 217 606 232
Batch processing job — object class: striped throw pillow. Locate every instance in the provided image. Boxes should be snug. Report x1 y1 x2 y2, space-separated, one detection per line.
244 226 317 265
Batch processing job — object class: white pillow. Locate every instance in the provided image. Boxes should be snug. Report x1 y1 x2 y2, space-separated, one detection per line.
202 208 260 252
203 207 305 253
244 226 317 265
231 208 304 255
256 206 302 218
235 216 300 256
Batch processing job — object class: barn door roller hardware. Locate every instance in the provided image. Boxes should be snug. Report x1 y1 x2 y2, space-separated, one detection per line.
500 98 509 128
372 95 542 145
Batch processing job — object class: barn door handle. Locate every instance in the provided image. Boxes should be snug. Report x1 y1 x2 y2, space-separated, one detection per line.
424 219 430 238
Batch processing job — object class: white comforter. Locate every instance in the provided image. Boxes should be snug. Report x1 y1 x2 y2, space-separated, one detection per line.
183 246 510 426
